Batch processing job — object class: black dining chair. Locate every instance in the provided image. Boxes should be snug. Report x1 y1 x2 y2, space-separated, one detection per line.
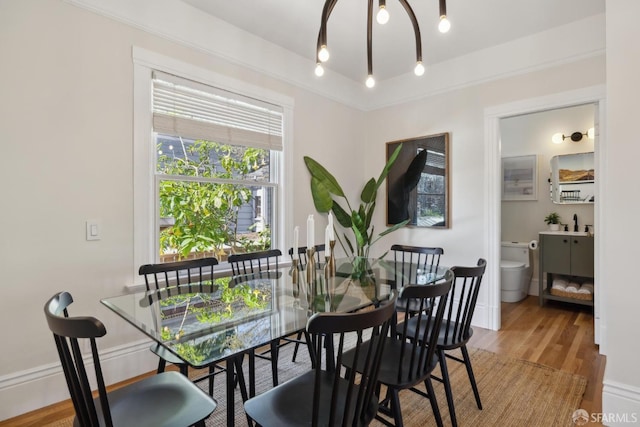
244 292 397 427
44 291 217 427
390 244 444 321
228 249 284 387
228 248 282 275
287 244 325 363
390 244 444 289
138 257 228 396
343 271 454 427
407 258 487 427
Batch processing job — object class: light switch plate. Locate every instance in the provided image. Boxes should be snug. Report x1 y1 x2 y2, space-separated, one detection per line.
86 220 101 241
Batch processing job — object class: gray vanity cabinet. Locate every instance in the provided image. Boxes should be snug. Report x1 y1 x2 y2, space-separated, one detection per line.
538 233 594 307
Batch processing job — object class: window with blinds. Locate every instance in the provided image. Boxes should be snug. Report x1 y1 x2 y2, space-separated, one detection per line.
152 71 282 263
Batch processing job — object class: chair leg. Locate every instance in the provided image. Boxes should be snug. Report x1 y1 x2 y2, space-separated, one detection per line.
179 364 189 377
461 345 482 409
389 389 404 427
270 339 279 386
156 358 166 374
305 331 317 368
208 365 215 396
291 331 303 362
424 377 444 427
438 348 457 427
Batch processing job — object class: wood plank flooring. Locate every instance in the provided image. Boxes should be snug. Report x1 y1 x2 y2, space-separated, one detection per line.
0 296 605 426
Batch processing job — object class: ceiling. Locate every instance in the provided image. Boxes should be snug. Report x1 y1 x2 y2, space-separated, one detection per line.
181 0 605 85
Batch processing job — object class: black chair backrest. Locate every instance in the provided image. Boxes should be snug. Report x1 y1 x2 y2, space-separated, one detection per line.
442 258 487 345
138 257 219 292
391 244 444 288
287 244 325 267
397 270 454 383
44 292 113 427
307 293 397 427
228 249 282 275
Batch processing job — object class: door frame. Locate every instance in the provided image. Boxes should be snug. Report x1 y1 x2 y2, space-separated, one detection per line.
484 84 606 350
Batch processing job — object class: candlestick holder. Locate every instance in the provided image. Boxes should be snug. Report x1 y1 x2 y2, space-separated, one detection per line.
306 247 316 286
291 259 300 297
327 240 336 276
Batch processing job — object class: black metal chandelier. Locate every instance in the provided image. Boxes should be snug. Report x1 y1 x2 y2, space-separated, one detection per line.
315 0 450 87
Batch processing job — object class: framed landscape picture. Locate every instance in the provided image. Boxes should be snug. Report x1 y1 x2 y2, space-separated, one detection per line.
502 155 537 201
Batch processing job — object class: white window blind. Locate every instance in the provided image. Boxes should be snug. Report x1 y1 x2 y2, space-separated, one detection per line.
152 71 283 150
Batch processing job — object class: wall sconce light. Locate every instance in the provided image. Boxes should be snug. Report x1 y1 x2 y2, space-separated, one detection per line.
551 127 595 144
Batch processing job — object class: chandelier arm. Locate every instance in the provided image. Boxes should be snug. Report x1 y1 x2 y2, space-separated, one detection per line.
397 0 423 63
367 0 373 76
317 0 339 57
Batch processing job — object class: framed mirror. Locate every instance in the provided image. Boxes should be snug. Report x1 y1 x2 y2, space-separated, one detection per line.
386 133 450 228
549 152 594 204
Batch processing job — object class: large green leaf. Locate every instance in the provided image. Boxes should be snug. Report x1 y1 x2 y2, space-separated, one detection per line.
378 219 410 237
376 143 402 189
304 156 345 197
332 202 352 228
360 178 377 204
310 177 333 213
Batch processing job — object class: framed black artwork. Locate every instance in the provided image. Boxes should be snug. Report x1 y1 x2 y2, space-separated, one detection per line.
386 133 450 228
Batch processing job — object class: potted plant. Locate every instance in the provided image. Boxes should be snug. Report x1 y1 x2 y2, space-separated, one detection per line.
303 144 409 280
544 212 561 231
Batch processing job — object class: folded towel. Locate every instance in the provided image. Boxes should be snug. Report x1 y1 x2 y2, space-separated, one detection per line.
565 282 579 293
552 277 568 290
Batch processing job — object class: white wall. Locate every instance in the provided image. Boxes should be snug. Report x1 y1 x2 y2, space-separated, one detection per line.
0 0 364 419
363 59 604 331
602 0 640 422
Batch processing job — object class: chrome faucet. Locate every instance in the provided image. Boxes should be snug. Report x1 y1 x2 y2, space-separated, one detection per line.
573 214 578 232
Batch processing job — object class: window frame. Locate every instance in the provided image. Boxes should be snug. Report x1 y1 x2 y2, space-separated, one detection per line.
133 47 293 285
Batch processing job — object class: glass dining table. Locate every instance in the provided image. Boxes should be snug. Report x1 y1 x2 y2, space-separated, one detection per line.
101 258 448 426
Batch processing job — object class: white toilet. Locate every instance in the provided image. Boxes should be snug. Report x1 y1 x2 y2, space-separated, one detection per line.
500 242 533 303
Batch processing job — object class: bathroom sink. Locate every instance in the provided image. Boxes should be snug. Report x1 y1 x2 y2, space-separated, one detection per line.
539 230 590 236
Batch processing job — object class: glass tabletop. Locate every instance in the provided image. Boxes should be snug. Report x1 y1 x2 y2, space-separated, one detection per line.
101 260 448 368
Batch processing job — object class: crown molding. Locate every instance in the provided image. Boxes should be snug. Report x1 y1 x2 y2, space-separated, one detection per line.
64 0 604 111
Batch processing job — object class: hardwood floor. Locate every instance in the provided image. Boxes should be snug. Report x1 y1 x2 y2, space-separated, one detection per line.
471 296 605 419
0 296 605 426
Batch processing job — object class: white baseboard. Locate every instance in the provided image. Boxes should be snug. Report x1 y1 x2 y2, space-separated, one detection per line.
0 339 157 421
602 379 640 425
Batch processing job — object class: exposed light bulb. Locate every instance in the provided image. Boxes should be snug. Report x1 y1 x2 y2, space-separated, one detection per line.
414 62 425 76
376 7 389 25
438 16 451 33
365 75 375 88
315 63 324 77
552 133 564 144
318 45 330 62
587 127 595 139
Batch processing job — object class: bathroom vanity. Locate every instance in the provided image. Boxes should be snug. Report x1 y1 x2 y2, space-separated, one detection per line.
538 231 594 307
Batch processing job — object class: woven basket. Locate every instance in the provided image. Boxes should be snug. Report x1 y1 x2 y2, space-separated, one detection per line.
550 288 593 301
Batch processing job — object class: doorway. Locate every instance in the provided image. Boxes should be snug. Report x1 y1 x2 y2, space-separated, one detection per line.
484 85 605 346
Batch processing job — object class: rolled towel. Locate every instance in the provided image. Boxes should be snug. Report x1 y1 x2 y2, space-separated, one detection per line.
580 283 594 294
565 282 579 293
552 277 568 290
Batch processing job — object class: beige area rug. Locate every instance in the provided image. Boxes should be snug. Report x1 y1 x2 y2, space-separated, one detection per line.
49 344 586 427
